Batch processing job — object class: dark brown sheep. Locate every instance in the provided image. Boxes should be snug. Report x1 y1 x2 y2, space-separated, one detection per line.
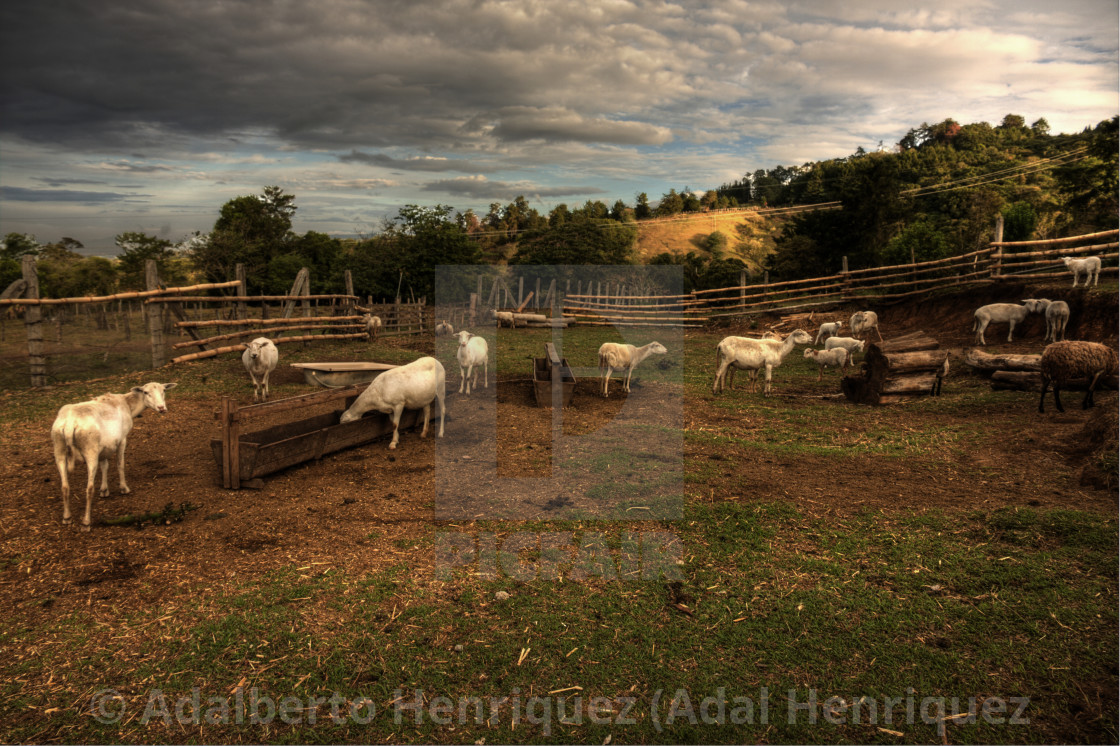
1038 341 1118 413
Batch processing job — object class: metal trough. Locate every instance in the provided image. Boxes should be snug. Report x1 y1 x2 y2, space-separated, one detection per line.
290 361 398 388
532 342 576 407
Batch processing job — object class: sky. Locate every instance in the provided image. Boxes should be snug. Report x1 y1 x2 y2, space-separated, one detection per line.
0 0 1116 255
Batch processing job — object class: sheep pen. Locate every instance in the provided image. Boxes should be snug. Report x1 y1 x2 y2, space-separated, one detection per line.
0 285 1116 745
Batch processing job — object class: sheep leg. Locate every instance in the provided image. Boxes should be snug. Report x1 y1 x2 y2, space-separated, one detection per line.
388 405 404 449
975 319 987 346
1007 320 1016 342
713 359 730 394
82 445 100 532
437 392 445 438
1083 371 1104 409
602 368 612 397
625 367 633 393
1038 376 1050 413
1052 382 1065 413
817 366 823 382
763 365 773 396
262 369 271 401
458 365 467 394
419 404 430 438
117 437 130 494
483 357 488 389
57 451 73 525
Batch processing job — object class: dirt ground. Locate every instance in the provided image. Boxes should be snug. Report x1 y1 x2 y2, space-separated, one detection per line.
0 281 1116 626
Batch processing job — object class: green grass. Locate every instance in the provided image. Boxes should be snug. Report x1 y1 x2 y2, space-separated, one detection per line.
2 504 1114 743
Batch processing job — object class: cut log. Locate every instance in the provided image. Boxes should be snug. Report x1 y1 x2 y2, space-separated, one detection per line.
990 371 1119 392
880 373 938 395
876 331 940 353
864 348 949 374
512 312 549 324
964 349 1041 373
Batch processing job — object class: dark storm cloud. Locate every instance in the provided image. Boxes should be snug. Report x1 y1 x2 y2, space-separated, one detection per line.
1 186 137 203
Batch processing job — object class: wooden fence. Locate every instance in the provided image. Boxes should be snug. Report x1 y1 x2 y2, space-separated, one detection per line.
1 260 429 388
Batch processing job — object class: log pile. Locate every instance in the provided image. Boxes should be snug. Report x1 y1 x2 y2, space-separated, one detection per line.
840 331 947 405
964 349 1119 391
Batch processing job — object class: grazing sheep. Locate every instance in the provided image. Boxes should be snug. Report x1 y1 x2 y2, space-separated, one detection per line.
435 320 454 337
1038 341 1118 413
803 347 850 381
713 329 813 396
824 336 865 360
51 382 177 531
1062 255 1101 287
340 357 445 449
814 321 843 345
849 311 882 342
598 341 668 397
455 330 489 395
241 337 278 402
972 302 1036 345
364 314 382 340
1023 299 1071 342
931 352 951 396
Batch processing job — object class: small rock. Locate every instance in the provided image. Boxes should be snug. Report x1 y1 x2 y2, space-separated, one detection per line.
454 644 464 652
494 591 510 601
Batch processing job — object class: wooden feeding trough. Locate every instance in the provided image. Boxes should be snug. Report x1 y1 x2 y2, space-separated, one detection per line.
533 342 577 407
212 383 435 489
290 361 397 388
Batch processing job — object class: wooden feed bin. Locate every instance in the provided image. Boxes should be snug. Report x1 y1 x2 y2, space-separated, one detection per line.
840 331 946 405
533 342 576 407
212 383 438 488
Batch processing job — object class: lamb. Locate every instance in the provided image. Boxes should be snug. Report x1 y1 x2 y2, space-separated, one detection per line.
50 382 177 531
814 321 843 345
340 356 445 449
849 311 882 342
713 329 813 396
241 337 278 402
972 302 1036 345
455 330 489 395
364 314 382 340
931 352 951 396
1062 255 1101 287
598 341 668 397
824 336 864 360
803 347 850 381
1038 341 1117 413
1023 298 1071 342
435 320 454 337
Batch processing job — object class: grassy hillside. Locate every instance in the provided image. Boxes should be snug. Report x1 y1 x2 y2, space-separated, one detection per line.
631 210 782 270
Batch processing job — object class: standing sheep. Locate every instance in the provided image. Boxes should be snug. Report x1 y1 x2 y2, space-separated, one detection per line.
340 357 445 449
849 311 882 342
435 320 454 337
803 347 850 380
972 303 1036 345
713 329 813 396
1023 299 1071 342
814 321 843 345
364 314 382 340
1038 341 1117 413
598 341 668 397
1062 256 1101 287
241 337 278 402
824 336 864 360
455 330 489 395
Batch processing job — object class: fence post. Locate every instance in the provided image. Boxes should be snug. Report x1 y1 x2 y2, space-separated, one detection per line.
535 277 541 312
22 256 46 387
145 259 166 368
990 215 1004 279
518 276 524 307
235 263 247 325
841 256 851 301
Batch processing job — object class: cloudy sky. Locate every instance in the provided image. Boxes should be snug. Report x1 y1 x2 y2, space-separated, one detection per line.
1 0 1116 253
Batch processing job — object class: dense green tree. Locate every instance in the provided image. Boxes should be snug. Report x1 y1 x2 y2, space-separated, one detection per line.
115 232 184 289
655 189 683 216
2 233 40 260
1000 202 1038 242
512 220 635 266
881 219 951 265
190 186 297 292
634 193 652 219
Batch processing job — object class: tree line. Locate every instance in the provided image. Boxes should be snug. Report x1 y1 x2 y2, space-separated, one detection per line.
2 114 1115 299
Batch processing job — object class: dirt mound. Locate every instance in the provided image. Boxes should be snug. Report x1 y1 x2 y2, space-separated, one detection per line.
1076 406 1119 490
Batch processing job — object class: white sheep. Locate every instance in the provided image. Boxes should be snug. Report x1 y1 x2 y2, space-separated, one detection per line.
435 320 454 336
491 309 516 328
723 332 784 390
1062 255 1101 287
814 321 843 345
598 341 668 397
241 337 278 402
713 329 813 396
972 302 1036 345
364 314 382 340
50 382 177 531
1023 298 1071 342
849 311 882 342
339 356 445 449
803 347 850 381
824 336 864 360
455 330 489 395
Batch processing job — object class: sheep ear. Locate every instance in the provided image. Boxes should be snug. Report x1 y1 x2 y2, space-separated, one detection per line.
163 383 178 390
131 386 145 394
